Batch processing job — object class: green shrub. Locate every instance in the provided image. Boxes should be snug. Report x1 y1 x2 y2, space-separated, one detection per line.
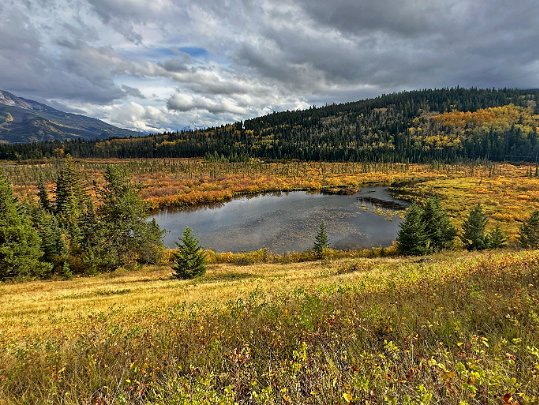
173 227 206 279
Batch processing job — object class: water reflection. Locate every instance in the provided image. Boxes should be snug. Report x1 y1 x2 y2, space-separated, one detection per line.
151 187 408 253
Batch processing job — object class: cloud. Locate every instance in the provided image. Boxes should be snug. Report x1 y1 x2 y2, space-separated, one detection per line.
167 93 245 115
121 85 145 98
0 1 129 103
87 0 178 43
1 0 538 131
295 0 444 37
106 102 166 131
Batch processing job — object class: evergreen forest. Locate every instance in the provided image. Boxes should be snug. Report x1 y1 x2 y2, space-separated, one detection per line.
2 88 539 163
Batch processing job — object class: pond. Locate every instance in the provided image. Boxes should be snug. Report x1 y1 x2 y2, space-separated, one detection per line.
151 187 409 253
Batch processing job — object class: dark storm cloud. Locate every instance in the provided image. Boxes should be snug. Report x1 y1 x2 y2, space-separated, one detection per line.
87 0 158 43
233 0 539 91
0 0 538 131
295 0 439 37
0 1 129 103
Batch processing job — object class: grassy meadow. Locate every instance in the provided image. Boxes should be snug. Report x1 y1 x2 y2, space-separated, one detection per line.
2 158 539 403
1 249 538 403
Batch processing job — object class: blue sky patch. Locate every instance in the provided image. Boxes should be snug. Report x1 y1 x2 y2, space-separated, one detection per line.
179 47 208 58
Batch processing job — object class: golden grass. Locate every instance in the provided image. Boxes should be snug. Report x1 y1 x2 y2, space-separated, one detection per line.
3 158 539 243
398 174 539 239
1 249 538 403
0 159 464 210
0 258 381 344
2 159 539 402
0 250 528 346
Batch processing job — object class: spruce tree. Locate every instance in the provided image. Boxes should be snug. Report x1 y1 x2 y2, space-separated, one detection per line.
519 210 539 248
173 227 206 279
54 157 89 253
488 223 507 248
55 157 85 216
422 197 456 251
0 175 51 280
37 177 51 212
313 221 329 259
460 204 489 250
397 203 429 255
92 165 164 270
61 261 73 279
31 207 66 267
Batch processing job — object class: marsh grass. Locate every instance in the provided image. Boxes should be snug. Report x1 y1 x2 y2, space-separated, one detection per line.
0 249 538 403
4 159 539 243
204 246 398 266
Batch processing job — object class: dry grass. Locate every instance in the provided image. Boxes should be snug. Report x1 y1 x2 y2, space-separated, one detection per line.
2 159 539 402
1 249 538 403
3 158 539 243
0 159 469 210
0 261 333 343
398 173 539 240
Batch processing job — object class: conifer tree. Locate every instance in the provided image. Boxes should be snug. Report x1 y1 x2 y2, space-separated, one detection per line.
397 203 429 255
461 204 489 250
519 210 539 248
422 197 456 251
92 165 164 270
313 221 329 259
37 177 51 212
61 261 73 279
0 175 51 280
31 207 66 267
173 227 206 279
54 157 89 252
55 157 86 216
488 223 507 248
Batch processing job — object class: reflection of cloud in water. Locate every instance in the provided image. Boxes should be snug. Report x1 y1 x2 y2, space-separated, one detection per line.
152 188 405 253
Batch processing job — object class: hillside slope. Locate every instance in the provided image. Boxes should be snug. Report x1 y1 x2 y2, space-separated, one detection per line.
1 87 539 161
0 90 139 143
1 249 538 402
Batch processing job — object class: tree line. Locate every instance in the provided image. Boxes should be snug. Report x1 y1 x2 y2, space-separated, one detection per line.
1 88 539 163
0 158 210 281
396 198 539 255
0 158 164 280
309 198 539 261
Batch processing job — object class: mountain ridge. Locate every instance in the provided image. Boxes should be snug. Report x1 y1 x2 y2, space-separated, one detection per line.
0 90 139 143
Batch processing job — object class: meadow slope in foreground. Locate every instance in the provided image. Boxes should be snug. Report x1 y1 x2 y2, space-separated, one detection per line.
1 249 538 404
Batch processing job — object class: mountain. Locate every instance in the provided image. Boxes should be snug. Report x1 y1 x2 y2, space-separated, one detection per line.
0 90 139 143
1 88 539 162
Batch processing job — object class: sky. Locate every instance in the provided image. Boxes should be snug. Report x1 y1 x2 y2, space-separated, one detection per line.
1 0 538 132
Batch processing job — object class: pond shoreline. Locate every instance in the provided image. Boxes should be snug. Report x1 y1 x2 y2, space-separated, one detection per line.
149 181 416 214
151 186 410 253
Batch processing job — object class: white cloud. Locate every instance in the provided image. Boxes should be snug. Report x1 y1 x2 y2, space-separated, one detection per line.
167 93 246 115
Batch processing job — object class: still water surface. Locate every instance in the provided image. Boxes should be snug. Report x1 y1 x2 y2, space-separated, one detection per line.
151 187 408 253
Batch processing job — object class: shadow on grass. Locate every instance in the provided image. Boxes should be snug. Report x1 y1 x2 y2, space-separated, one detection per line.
59 288 132 300
194 272 257 284
108 276 172 285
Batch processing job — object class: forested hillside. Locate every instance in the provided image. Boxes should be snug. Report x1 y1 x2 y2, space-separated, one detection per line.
1 88 539 162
